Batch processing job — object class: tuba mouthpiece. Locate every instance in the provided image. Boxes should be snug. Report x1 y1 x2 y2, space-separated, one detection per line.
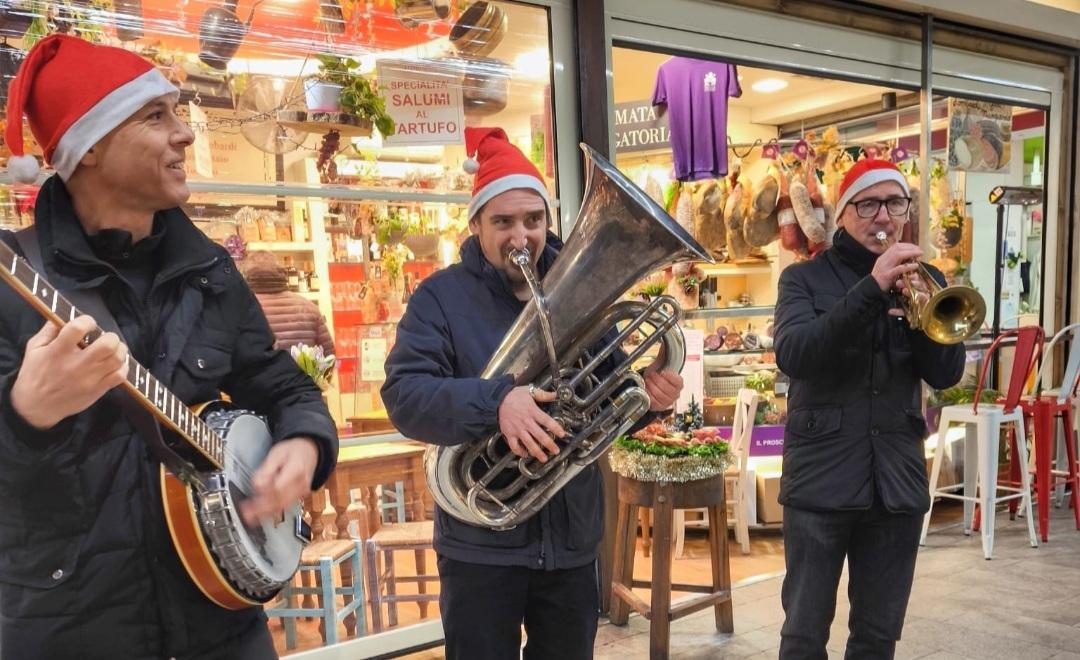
509 249 531 267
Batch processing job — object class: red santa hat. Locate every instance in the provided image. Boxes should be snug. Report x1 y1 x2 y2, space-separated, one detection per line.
4 35 179 184
464 126 551 221
833 158 910 223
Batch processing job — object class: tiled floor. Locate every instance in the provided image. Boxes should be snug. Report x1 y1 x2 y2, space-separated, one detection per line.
591 502 1080 659
278 501 1080 658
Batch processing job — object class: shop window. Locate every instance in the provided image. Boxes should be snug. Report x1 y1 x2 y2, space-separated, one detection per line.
0 1 556 653
610 44 910 421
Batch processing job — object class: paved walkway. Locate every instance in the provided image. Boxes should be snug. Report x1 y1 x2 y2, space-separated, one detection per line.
593 504 1080 659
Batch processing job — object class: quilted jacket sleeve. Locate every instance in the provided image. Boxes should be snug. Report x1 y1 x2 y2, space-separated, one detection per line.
381 285 515 446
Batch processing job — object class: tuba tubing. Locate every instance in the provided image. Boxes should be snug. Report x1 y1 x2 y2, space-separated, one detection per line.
424 143 712 530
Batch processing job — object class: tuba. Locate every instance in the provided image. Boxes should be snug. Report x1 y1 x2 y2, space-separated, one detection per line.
876 231 986 344
425 144 713 530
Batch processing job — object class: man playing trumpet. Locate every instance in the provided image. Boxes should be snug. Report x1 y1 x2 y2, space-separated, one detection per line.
773 159 965 659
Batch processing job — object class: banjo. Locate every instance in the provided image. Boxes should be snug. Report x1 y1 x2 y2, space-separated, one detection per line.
0 237 309 609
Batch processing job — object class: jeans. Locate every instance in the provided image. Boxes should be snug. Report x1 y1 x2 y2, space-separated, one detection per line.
779 499 923 660
437 555 600 660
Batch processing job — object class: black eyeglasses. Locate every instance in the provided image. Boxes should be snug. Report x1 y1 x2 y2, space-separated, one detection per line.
852 196 911 219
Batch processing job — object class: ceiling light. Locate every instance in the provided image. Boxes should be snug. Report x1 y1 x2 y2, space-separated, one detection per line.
514 49 550 80
751 78 789 93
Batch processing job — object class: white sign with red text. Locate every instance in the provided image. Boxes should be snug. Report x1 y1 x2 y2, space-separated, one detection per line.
676 328 704 414
377 60 464 146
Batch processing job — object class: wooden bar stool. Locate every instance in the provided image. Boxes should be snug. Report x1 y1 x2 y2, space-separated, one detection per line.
609 475 733 660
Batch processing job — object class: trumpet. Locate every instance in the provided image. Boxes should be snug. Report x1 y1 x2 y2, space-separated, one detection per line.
876 231 985 345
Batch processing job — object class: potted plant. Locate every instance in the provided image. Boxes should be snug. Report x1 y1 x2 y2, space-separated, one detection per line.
306 53 396 137
381 244 407 284
289 343 336 391
926 379 1002 434
637 280 668 302
374 208 413 247
673 266 703 310
932 204 964 249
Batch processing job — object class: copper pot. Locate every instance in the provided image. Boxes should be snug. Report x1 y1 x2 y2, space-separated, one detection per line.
450 1 507 58
462 57 510 116
113 0 145 41
199 0 263 70
396 0 450 28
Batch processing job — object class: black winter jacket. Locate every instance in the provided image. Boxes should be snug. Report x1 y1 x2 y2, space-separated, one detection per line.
0 177 338 659
382 233 625 570
773 229 965 514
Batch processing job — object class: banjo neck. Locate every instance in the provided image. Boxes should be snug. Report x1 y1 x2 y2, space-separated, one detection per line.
0 239 225 470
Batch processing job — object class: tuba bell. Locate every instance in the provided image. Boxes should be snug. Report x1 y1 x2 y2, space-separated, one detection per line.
876 231 986 344
424 144 713 530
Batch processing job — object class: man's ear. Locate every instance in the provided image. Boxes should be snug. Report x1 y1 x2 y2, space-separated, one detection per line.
79 145 99 168
468 215 480 235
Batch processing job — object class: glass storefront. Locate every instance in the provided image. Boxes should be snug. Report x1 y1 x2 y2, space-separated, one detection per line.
600 0 1070 618
1 0 1075 657
0 0 574 655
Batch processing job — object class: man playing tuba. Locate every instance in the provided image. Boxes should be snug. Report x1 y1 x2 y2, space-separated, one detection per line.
382 127 683 659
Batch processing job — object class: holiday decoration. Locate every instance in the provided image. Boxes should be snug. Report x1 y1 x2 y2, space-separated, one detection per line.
673 396 704 433
607 422 731 483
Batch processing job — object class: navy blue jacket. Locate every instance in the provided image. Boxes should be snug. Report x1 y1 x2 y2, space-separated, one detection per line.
0 176 338 659
382 233 620 569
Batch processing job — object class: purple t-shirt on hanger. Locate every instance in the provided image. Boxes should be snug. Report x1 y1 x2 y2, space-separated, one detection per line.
652 57 742 182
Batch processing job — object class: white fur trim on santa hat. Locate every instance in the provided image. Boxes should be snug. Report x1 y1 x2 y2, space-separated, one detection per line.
467 173 551 221
833 167 909 223
7 154 40 184
51 67 179 181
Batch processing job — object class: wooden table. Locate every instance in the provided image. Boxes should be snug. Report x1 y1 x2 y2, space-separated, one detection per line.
310 441 429 542
346 411 397 435
303 441 430 638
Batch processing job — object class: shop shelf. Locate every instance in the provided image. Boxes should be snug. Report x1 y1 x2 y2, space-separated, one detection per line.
703 348 771 356
298 291 322 301
684 305 775 320
277 110 374 138
698 262 773 277
246 241 317 252
187 180 472 205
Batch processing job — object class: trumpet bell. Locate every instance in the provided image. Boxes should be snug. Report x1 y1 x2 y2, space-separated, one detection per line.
921 285 987 345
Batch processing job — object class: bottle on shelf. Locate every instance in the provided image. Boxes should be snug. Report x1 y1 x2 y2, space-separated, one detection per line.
307 261 321 292
297 263 310 293
275 216 293 241
298 210 311 243
284 256 300 292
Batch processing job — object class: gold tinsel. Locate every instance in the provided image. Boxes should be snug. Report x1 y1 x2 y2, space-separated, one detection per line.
607 447 733 483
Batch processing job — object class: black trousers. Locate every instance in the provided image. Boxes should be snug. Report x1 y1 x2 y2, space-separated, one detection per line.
779 499 923 660
437 555 599 660
183 614 278 660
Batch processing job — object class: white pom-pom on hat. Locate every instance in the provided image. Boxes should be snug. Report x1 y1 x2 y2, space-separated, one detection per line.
463 157 479 174
7 154 40 184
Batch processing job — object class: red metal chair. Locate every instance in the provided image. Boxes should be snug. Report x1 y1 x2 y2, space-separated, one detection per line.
1008 323 1080 542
